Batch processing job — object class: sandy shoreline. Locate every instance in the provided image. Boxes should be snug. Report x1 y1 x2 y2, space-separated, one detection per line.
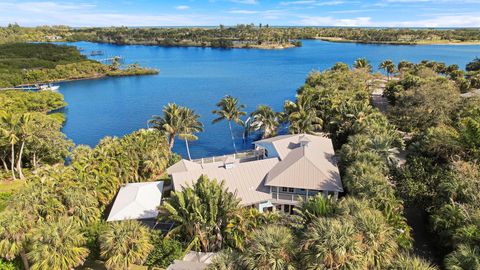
316 37 480 46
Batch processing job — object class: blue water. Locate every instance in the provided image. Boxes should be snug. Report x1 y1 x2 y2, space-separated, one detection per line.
58 40 480 158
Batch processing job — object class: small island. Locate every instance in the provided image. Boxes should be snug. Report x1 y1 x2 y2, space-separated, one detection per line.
0 42 158 88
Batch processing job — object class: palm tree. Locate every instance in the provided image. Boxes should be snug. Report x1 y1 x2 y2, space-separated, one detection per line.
379 60 396 80
239 226 296 270
250 105 281 139
390 253 438 270
300 218 365 269
212 96 246 153
27 217 89 270
100 220 153 270
14 113 31 179
353 208 398 268
159 175 240 252
354 58 372 72
149 103 183 151
444 244 480 270
0 210 31 270
294 194 343 224
208 250 239 270
178 107 203 160
284 94 322 134
0 113 20 180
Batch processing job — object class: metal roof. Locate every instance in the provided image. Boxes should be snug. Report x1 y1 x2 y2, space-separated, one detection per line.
167 159 202 175
265 143 343 192
107 181 163 221
254 133 331 160
171 158 279 206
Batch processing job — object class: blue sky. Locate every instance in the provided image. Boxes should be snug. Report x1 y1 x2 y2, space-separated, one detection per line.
1 0 479 27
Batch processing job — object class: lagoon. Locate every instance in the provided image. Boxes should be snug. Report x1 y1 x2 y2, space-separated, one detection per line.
58 40 480 158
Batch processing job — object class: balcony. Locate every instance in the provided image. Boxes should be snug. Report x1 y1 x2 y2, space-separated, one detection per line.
191 149 264 165
271 192 307 203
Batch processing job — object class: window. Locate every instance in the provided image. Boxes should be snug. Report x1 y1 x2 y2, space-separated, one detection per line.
283 204 290 213
281 187 288 192
288 187 294 193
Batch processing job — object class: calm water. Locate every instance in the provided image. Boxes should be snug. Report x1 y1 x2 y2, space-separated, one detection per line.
58 40 479 158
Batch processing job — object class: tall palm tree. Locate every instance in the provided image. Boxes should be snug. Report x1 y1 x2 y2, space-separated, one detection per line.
379 60 396 80
149 103 183 151
284 94 322 134
178 107 203 160
212 96 246 153
250 105 281 139
0 113 20 180
15 113 31 179
27 217 89 270
354 58 372 72
239 226 296 270
100 220 153 270
294 194 343 224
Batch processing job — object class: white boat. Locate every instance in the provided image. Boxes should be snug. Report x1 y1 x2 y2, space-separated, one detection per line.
38 84 60 91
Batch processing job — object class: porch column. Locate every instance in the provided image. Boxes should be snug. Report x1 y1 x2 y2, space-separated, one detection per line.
276 186 279 200
306 189 309 200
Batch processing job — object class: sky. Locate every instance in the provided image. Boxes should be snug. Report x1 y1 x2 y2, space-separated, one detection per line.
1 0 480 27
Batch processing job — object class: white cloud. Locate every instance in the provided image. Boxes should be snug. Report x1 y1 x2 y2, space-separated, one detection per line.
229 9 259 14
280 0 345 6
299 16 372 26
230 0 258 4
176 5 190 10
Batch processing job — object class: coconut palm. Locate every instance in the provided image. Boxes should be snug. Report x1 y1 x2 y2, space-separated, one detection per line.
149 103 183 151
300 218 365 269
100 220 153 270
250 105 281 139
444 244 480 270
239 226 296 270
27 217 89 270
0 210 32 270
0 112 20 180
379 60 396 79
354 58 372 72
284 94 322 134
159 175 240 252
178 107 203 160
212 96 246 153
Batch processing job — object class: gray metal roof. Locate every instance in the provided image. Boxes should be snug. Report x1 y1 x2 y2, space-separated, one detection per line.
107 181 163 221
167 159 202 175
265 143 343 192
171 158 279 206
255 133 331 160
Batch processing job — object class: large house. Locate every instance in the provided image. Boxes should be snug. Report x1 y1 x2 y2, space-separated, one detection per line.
167 134 343 214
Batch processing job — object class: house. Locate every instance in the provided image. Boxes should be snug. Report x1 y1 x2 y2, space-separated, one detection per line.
107 181 163 222
168 134 343 214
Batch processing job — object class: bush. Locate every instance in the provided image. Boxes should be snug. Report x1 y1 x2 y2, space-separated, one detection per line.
145 233 183 268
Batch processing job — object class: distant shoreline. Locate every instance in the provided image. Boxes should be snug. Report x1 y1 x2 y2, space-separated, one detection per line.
316 37 480 46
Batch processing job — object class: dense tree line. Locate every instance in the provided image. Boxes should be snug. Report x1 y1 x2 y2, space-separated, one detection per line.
0 43 158 87
386 60 480 269
3 25 480 49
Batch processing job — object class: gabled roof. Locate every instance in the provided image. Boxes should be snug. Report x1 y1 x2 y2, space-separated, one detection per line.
167 159 202 174
255 133 331 160
107 181 163 221
263 134 343 192
171 158 279 206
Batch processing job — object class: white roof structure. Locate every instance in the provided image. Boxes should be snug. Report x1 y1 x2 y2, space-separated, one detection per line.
167 159 202 174
107 181 163 221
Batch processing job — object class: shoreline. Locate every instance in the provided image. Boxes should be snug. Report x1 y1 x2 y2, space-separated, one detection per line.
315 37 480 46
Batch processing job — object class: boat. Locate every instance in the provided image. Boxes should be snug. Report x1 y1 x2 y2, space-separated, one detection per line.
38 84 60 91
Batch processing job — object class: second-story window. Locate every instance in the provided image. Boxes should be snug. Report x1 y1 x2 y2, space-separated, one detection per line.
288 187 294 193
281 187 288 192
